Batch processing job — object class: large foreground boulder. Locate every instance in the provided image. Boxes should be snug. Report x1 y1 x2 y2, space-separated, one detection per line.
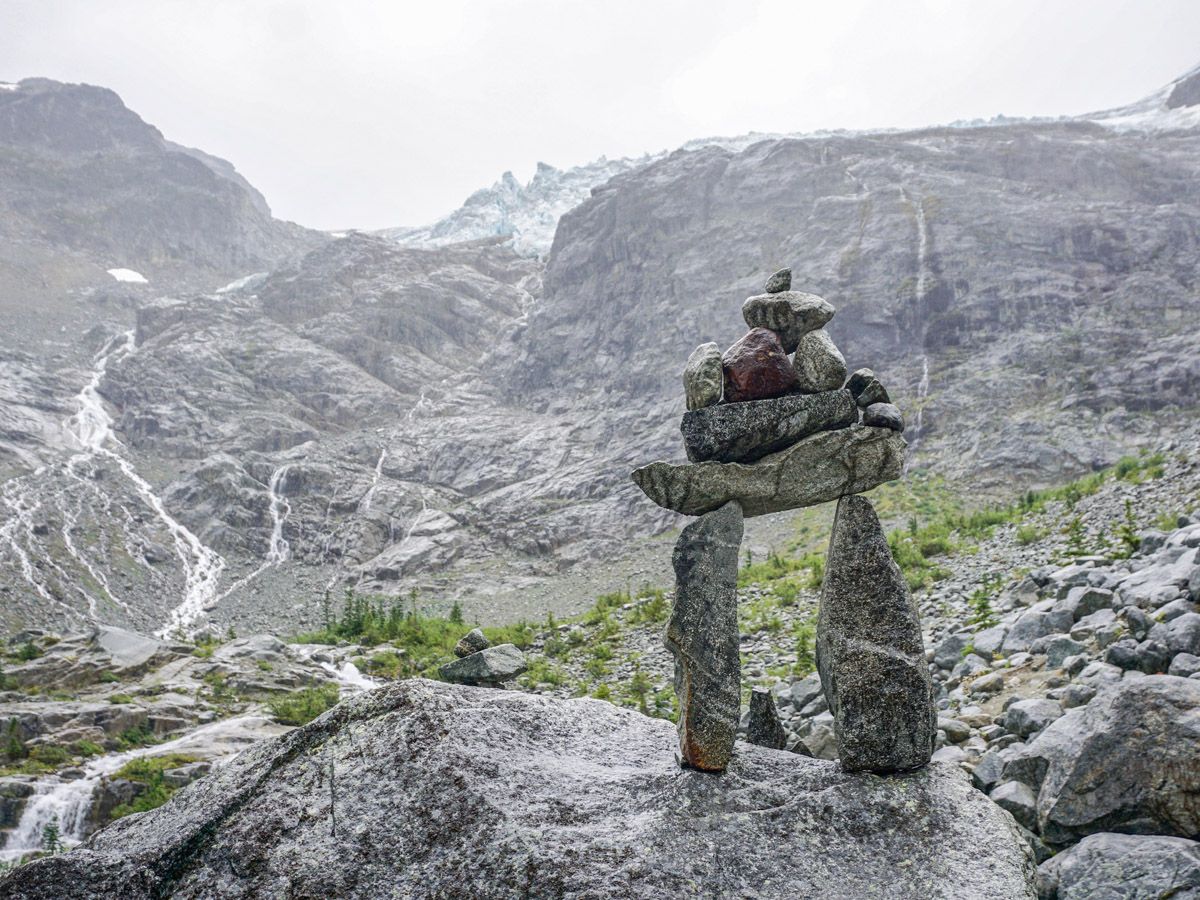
2 681 1036 899
631 424 905 516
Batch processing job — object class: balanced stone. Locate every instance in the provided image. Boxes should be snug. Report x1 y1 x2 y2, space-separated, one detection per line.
746 687 787 750
846 368 876 397
680 389 856 464
721 328 798 403
631 424 905 517
683 342 723 410
665 500 743 772
847 368 891 408
764 267 791 293
439 643 527 685
817 494 935 773
453 628 490 658
792 329 847 393
741 291 834 353
862 402 903 431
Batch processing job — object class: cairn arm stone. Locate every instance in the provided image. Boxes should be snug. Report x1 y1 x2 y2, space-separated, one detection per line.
680 388 857 464
816 495 935 773
632 425 905 517
665 500 743 772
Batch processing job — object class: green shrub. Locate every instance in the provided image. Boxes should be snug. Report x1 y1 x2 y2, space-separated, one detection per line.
115 725 158 751
108 693 134 705
267 684 339 726
110 753 198 819
1015 525 1045 546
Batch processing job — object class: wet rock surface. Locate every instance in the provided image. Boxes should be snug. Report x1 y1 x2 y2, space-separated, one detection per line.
679 388 856 464
1 680 1037 900
817 495 935 772
664 501 743 771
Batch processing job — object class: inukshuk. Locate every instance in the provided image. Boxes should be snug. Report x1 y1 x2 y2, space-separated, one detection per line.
631 267 935 773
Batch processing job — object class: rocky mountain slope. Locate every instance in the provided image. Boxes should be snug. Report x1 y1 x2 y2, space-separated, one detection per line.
3 67 1200 642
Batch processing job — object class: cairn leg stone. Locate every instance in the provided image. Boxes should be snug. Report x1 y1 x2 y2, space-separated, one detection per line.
816 494 935 773
665 500 743 772
746 687 787 750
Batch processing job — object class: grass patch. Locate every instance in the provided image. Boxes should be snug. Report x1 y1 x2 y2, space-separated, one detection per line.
267 684 339 726
110 753 199 820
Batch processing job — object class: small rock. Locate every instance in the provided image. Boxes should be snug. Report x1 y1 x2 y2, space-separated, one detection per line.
721 328 799 404
969 671 1005 695
855 378 891 409
683 342 723 411
438 644 526 685
990 780 1038 831
746 688 787 750
1004 698 1063 738
1170 652 1200 677
937 717 971 744
764 267 791 294
792 329 847 393
1059 683 1097 709
453 628 490 658
862 402 904 431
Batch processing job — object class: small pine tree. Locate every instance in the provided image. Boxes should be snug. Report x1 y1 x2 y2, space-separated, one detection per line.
4 718 26 762
41 816 63 854
1062 516 1088 559
1113 499 1140 558
449 599 464 626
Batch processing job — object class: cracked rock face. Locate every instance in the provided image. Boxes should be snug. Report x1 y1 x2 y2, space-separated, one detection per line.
0 680 1036 899
679 388 857 464
632 424 905 517
817 494 935 773
665 501 743 771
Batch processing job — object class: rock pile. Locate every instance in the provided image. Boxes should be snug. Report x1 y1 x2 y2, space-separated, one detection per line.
632 272 932 773
438 630 527 686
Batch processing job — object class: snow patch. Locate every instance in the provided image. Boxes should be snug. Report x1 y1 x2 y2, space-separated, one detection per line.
0 82 18 92
106 268 148 284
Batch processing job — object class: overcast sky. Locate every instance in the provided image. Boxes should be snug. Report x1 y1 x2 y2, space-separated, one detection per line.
3 0 1198 231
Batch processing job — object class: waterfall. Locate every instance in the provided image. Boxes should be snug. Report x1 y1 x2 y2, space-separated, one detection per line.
264 465 292 565
0 717 265 862
53 330 226 638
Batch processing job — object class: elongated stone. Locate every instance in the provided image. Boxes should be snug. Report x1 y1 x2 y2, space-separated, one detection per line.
741 291 835 353
817 495 935 773
666 500 743 772
680 389 856 464
683 342 723 410
632 425 905 517
746 688 787 750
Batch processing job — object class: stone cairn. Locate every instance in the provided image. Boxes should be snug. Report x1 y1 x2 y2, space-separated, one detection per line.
439 628 528 686
631 268 936 773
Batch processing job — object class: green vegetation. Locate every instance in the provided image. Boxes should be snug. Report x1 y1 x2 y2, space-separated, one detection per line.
293 589 533 679
1016 524 1046 545
11 641 41 662
115 725 159 751
267 684 339 725
108 693 134 705
40 817 63 854
109 753 198 820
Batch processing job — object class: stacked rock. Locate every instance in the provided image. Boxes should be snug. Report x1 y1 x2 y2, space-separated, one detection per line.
439 628 528 686
631 268 934 774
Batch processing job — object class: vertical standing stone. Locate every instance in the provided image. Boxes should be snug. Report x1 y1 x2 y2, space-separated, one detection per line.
816 494 935 773
665 500 743 772
746 687 787 749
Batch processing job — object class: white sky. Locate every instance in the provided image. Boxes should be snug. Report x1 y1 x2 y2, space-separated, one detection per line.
2 0 1198 231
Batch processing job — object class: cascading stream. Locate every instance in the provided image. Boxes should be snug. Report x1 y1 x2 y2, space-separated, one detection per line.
59 330 226 637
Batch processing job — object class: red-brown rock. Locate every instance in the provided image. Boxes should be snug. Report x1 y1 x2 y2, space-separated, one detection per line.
721 328 799 403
